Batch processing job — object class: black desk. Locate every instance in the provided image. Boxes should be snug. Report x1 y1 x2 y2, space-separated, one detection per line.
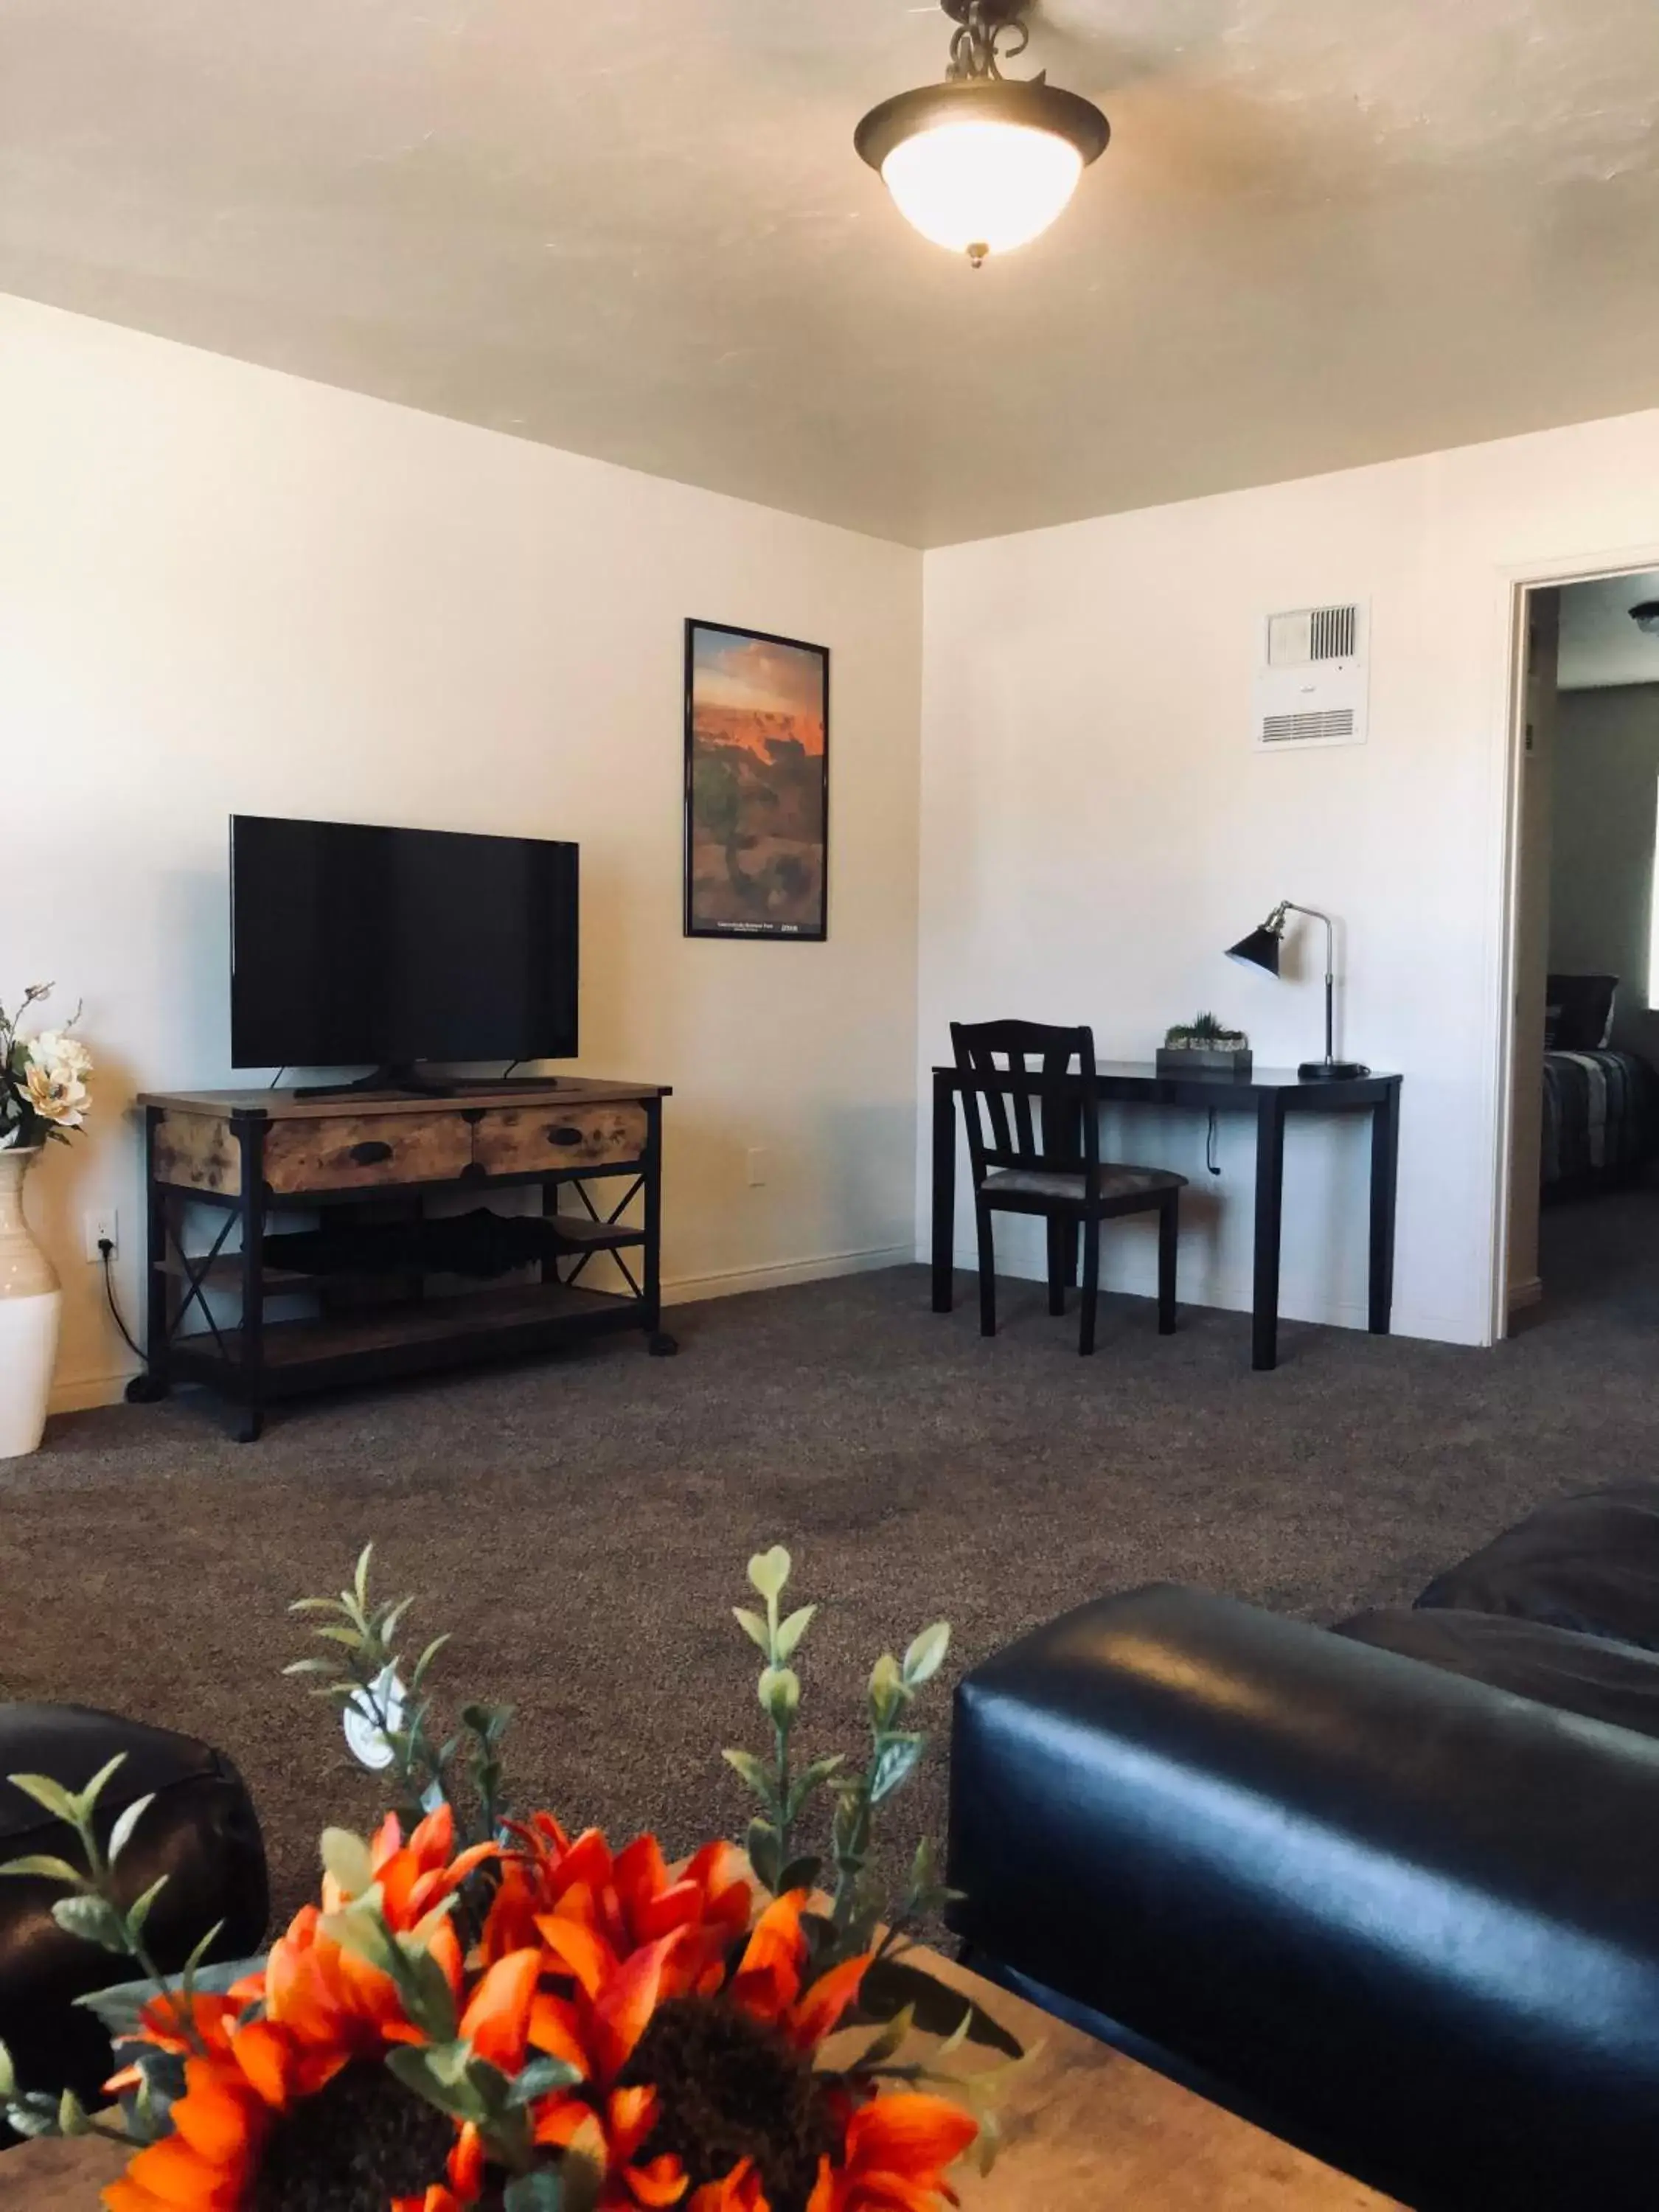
930 1062 1403 1371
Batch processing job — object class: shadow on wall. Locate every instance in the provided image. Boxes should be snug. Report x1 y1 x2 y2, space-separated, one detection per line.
43 865 226 1406
820 1096 922 1269
32 1045 140 1405
656 1092 917 1298
166 864 235 1077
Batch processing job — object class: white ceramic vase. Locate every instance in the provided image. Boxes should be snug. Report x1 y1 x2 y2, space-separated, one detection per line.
0 1146 61 1458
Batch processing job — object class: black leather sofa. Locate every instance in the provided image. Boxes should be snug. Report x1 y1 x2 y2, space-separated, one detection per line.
0 1705 268 2135
947 1486 1659 2211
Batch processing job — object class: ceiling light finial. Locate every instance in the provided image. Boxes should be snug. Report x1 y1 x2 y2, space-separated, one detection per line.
855 0 1110 266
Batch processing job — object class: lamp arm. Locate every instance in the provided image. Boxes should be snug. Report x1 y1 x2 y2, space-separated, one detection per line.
1279 902 1337 1065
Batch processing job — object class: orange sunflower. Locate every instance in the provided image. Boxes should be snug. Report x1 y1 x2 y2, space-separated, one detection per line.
680 2093 981 2212
689 2161 770 2212
804 2095 981 2212
102 1987 259 2090
330 1804 498 1929
262 1900 459 2055
522 1890 893 2212
485 1818 753 2000
525 1916 692 2208
101 1946 545 2212
100 1813 502 2212
100 2014 348 2212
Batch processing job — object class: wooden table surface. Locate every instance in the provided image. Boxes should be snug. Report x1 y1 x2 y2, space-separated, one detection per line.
0 1950 1395 2209
911 1947 1394 2209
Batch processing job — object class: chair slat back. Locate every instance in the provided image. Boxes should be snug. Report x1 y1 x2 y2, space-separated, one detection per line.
949 1020 1099 1185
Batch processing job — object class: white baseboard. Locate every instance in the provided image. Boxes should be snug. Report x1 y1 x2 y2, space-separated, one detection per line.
664 1244 913 1304
933 1244 1481 1347
43 1248 914 1415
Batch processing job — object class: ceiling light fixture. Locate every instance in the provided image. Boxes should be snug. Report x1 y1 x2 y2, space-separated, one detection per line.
1630 600 1659 634
855 0 1109 268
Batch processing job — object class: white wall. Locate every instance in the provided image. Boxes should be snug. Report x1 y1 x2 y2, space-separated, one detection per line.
918 408 1659 1348
0 295 922 1411
19 296 1659 1394
1549 683 1659 1033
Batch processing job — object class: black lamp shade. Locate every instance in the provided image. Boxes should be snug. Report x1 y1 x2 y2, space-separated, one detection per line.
1226 926 1281 976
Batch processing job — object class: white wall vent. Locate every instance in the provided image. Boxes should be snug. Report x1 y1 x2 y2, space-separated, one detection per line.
1253 601 1368 750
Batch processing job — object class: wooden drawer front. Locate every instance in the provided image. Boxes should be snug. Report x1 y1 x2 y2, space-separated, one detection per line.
473 1103 648 1177
154 1113 242 1196
261 1113 473 1194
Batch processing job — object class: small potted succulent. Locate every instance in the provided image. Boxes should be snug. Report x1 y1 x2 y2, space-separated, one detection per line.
1155 1012 1252 1077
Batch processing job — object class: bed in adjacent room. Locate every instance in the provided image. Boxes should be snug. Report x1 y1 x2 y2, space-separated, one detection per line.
1542 974 1659 1197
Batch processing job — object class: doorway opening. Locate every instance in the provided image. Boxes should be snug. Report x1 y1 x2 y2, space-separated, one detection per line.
1503 568 1659 1334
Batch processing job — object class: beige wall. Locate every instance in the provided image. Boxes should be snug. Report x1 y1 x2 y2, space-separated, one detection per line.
0 295 924 1411
22 291 1659 1391
919 407 1659 1349
1549 682 1659 1040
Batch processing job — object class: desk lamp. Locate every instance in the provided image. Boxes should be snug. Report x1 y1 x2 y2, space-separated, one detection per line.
1226 902 1368 1082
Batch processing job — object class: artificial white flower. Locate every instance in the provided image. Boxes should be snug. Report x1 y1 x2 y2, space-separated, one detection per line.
24 1062 88 1128
27 1030 92 1082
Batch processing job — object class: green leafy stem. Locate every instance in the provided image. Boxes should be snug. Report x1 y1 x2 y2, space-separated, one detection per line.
722 1546 956 1964
285 1543 514 1848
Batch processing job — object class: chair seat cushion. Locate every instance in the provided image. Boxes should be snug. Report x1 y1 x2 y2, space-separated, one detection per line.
981 1164 1186 1203
1335 1604 1659 1742
1415 1484 1659 1650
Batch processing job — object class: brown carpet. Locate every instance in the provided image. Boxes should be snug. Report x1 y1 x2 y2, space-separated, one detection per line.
4 1196 1656 1924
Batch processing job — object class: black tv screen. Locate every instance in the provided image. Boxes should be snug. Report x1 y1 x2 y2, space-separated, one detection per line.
230 815 579 1071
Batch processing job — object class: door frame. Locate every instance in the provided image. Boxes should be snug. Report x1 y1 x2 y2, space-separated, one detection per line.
1486 538 1659 1343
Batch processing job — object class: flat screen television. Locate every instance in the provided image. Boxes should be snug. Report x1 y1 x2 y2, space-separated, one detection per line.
230 815 579 1090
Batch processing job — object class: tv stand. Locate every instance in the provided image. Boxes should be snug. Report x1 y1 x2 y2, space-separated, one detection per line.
134 1077 672 1440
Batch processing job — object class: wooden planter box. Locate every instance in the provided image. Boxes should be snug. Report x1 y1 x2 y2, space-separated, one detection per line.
1155 1045 1253 1076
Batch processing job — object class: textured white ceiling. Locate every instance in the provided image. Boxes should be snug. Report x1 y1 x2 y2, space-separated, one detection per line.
1559 570 1659 691
4 0 1659 545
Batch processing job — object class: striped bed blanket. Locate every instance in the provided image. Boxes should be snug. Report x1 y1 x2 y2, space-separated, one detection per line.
1542 1049 1659 1191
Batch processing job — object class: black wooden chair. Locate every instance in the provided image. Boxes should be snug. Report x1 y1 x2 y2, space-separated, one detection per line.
950 1019 1185 1355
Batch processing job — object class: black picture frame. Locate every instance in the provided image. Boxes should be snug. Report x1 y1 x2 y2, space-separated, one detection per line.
683 618 830 942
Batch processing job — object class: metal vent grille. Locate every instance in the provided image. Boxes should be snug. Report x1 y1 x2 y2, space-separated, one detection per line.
1261 707 1357 746
1266 603 1360 667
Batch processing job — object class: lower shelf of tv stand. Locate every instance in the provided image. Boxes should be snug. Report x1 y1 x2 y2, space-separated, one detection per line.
167 1281 650 1402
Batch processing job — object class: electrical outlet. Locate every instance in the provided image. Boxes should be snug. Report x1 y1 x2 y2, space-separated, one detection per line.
83 1208 118 1265
745 1147 768 1188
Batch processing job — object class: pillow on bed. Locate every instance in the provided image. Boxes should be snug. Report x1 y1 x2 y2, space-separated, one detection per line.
1545 973 1618 1051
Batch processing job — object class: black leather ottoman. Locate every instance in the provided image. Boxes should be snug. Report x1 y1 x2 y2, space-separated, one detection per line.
1414 1481 1659 1646
0 1705 268 2132
948 1487 1659 2212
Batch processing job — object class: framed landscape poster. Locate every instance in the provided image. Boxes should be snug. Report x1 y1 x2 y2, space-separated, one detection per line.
684 619 830 940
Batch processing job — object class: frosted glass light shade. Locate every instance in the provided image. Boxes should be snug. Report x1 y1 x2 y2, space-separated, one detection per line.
855 77 1110 266
880 119 1083 258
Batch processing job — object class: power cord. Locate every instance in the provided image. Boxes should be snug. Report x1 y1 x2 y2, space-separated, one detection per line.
99 1238 146 1364
1206 1108 1222 1177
